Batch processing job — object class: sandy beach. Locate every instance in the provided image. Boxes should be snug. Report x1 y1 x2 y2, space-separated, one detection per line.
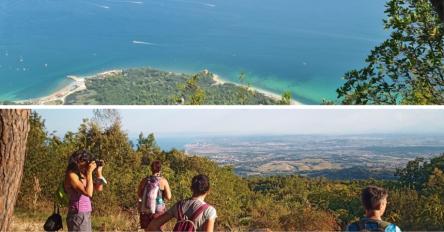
13 76 86 105
13 69 123 105
210 72 302 105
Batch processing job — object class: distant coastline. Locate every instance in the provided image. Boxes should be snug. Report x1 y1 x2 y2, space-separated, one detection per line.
12 67 302 105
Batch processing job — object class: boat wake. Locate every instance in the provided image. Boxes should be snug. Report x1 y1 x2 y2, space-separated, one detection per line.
132 40 157 46
105 0 143 4
170 0 216 8
93 3 110 9
79 1 111 10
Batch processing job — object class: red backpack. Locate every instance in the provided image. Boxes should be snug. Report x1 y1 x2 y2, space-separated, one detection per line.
173 201 209 232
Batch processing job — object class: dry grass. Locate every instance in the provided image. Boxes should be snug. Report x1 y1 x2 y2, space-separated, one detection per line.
10 207 179 232
10 216 44 232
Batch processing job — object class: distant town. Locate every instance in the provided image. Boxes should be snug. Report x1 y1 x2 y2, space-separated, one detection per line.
183 134 444 179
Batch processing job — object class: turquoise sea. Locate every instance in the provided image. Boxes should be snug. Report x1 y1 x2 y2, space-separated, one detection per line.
0 0 387 104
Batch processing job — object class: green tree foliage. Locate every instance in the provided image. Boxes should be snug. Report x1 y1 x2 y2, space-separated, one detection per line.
337 0 444 104
396 154 444 192
138 132 162 165
279 91 292 105
137 133 161 153
385 189 444 230
246 176 341 230
177 74 206 105
237 72 253 105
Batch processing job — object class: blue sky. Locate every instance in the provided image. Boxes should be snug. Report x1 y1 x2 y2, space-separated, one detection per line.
35 109 444 138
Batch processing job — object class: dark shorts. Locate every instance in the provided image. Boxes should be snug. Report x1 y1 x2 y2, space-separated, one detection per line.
140 205 166 229
67 212 92 232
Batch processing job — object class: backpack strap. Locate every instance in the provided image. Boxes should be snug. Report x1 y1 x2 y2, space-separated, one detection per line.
143 176 157 194
141 177 150 210
358 218 390 232
377 220 391 230
190 204 209 221
358 220 367 231
346 221 360 231
177 201 185 221
149 176 161 186
155 177 162 199
143 177 150 190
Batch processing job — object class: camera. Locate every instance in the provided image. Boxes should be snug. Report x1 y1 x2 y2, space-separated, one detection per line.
95 160 104 167
89 159 104 167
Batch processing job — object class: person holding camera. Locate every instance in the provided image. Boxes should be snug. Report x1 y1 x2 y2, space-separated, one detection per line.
64 149 106 232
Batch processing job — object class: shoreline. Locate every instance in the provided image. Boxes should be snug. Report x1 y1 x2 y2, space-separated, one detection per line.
210 71 302 105
13 76 87 105
12 68 302 105
13 70 123 105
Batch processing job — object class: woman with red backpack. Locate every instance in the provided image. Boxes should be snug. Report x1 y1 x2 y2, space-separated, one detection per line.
138 160 172 231
147 174 217 232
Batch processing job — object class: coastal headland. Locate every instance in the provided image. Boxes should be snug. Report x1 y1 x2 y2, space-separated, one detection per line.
12 68 301 105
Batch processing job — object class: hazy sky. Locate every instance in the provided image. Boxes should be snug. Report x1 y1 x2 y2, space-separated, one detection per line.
34 108 444 138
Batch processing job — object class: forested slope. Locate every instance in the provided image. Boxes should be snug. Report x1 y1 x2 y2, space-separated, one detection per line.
65 68 279 105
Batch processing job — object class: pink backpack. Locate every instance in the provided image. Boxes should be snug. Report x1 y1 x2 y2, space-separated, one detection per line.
173 201 209 232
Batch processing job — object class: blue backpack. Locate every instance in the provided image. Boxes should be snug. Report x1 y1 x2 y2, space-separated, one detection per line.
346 218 400 232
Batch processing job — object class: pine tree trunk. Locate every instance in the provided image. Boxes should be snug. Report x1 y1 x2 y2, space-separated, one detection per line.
0 109 30 231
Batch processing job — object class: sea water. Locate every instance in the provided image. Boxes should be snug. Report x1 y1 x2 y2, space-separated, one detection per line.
0 0 387 103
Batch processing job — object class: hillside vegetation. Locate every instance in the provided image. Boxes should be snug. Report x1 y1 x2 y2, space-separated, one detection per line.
16 112 444 231
65 68 279 105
